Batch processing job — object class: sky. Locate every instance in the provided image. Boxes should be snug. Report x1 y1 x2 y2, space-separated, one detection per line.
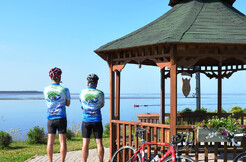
0 0 246 94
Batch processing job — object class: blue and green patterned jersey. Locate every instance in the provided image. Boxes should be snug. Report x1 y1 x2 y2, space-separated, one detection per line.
80 87 104 122
44 83 71 120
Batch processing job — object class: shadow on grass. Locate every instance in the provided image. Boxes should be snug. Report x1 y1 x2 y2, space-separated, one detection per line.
7 146 27 150
68 138 82 142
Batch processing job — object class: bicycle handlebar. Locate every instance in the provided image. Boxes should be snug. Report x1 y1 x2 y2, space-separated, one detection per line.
136 127 149 132
171 133 185 144
134 127 193 150
228 133 246 147
135 127 149 140
231 138 241 147
171 132 193 151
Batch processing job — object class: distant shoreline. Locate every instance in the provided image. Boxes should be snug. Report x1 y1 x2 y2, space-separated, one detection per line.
0 98 44 100
0 97 161 100
0 91 81 95
1 91 246 95
0 91 43 94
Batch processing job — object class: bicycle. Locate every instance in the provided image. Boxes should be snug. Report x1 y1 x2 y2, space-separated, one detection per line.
111 127 195 162
228 132 246 162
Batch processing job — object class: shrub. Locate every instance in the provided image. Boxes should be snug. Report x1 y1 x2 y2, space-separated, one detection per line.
66 129 75 140
230 106 243 114
213 108 227 113
27 126 46 144
0 130 12 149
165 117 170 124
103 122 110 137
180 108 192 113
194 107 207 113
243 108 246 113
70 123 81 137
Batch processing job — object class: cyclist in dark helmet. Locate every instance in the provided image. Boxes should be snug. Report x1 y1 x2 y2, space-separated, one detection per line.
87 74 99 85
80 73 105 162
44 67 71 162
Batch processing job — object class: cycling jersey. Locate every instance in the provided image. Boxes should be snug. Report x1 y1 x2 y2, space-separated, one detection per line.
80 87 104 122
44 83 71 120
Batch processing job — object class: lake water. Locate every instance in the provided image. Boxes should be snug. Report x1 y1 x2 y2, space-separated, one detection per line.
1 93 246 139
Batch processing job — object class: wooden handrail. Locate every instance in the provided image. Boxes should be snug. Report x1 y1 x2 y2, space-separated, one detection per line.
165 112 246 117
111 120 170 128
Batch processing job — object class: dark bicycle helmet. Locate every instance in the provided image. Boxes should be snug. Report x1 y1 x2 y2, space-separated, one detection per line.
87 73 99 84
49 67 62 81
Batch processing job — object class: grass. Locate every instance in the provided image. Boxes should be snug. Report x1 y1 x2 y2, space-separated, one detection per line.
0 136 110 162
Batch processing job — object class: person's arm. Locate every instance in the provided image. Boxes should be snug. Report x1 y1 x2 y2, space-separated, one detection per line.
65 88 71 107
80 90 83 109
100 92 104 108
66 100 70 106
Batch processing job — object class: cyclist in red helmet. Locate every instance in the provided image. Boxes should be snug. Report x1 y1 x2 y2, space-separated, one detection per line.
49 67 62 82
44 67 71 162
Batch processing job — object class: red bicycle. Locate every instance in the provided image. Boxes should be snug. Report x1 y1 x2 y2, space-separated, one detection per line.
111 127 194 162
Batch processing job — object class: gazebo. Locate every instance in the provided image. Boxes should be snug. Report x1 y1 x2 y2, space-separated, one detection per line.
95 0 246 161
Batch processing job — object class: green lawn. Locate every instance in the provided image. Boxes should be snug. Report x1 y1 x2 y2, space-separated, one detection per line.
0 137 110 162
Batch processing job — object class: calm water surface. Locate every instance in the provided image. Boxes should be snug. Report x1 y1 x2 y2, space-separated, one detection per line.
1 93 246 138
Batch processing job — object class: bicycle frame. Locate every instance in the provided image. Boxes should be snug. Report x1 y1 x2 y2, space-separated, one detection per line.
130 142 175 162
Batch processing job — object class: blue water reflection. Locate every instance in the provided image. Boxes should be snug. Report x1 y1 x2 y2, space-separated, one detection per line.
1 93 246 138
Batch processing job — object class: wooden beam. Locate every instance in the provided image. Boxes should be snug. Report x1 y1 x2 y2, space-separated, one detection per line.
111 120 170 128
113 54 171 63
116 71 120 120
170 58 177 138
110 66 115 120
113 64 125 72
160 68 165 124
218 66 222 116
109 65 116 159
156 62 172 69
177 56 204 67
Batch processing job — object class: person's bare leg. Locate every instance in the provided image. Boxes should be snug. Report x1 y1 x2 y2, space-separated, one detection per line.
59 134 67 162
96 138 104 162
82 138 90 162
47 134 56 162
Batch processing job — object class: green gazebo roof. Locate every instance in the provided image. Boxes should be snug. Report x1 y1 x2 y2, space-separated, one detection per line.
96 0 246 52
169 0 236 6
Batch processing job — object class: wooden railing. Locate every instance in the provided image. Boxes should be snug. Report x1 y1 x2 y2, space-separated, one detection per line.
169 112 246 162
165 112 246 125
111 120 170 160
176 125 246 162
111 112 246 162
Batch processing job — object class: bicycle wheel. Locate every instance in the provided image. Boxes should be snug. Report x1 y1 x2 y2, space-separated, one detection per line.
111 146 141 162
162 155 195 162
234 152 246 162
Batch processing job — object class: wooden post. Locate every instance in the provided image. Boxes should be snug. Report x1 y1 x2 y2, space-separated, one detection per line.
116 70 120 120
129 125 132 147
224 142 228 162
160 68 165 124
195 131 199 161
215 142 218 162
243 136 246 162
218 65 222 117
170 57 177 138
109 66 116 160
205 142 208 162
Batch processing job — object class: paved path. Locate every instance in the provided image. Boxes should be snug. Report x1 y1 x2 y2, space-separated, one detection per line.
26 148 235 162
26 148 110 162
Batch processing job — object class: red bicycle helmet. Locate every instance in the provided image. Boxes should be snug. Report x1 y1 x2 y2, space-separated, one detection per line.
49 67 62 80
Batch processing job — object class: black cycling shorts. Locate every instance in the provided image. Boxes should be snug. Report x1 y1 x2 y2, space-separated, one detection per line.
81 122 103 139
47 118 67 134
